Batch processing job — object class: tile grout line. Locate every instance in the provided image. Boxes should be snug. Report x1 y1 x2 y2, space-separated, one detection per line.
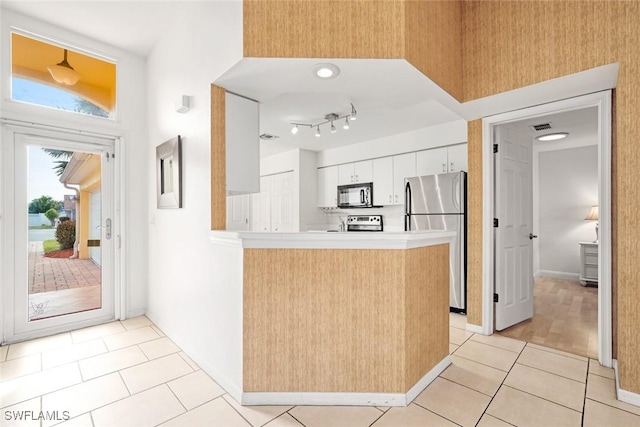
500 384 584 415
468 337 528 425
411 400 464 426
218 394 254 427
286 409 308 427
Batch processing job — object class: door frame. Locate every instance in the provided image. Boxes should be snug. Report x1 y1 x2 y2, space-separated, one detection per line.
480 91 612 367
1 122 125 343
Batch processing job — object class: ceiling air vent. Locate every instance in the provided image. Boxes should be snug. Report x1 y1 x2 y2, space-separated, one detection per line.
529 122 552 132
259 133 279 141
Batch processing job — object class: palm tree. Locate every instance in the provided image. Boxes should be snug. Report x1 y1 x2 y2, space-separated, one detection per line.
42 149 73 177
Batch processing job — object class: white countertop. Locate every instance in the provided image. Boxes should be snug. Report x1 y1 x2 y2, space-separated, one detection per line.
210 230 456 250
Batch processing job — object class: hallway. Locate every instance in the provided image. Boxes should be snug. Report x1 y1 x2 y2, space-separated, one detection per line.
1 314 637 426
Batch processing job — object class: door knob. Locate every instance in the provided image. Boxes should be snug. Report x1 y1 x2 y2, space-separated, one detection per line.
529 233 538 240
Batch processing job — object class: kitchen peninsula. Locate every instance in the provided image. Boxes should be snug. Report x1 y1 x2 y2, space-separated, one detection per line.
210 230 454 406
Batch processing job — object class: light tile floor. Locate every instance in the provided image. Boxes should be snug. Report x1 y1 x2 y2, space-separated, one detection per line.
1 314 638 426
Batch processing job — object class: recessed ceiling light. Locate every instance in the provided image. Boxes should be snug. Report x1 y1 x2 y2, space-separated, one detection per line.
313 63 340 80
536 132 569 141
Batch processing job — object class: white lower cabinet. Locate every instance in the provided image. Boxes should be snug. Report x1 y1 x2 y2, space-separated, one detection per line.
252 172 295 232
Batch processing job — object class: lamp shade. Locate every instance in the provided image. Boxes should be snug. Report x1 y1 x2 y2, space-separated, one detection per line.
47 49 81 86
585 205 599 221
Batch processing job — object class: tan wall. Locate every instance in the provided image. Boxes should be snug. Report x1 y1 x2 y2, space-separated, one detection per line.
243 0 464 101
461 1 640 393
237 0 640 393
211 85 226 230
243 246 449 393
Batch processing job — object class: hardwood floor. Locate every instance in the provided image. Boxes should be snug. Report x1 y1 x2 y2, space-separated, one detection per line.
497 277 598 359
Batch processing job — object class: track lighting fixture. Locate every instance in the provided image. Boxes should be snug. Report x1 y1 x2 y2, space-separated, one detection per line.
290 103 357 138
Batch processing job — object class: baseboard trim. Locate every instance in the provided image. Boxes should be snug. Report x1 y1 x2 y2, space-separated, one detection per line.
538 270 580 281
613 360 640 407
145 310 243 403
466 323 484 334
242 356 451 407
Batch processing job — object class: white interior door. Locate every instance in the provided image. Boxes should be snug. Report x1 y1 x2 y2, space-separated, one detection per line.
495 126 534 330
3 126 116 342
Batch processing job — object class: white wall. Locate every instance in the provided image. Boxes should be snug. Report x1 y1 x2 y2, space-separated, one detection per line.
145 1 244 400
0 9 148 318
536 145 598 278
317 119 467 167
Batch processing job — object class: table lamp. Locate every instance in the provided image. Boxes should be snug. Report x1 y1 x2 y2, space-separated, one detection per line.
585 205 599 243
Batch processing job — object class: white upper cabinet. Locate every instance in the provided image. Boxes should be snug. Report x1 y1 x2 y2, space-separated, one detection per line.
416 144 468 176
338 160 373 185
317 166 338 207
225 92 260 195
392 153 416 206
372 157 393 206
338 163 354 186
447 143 468 173
416 147 448 176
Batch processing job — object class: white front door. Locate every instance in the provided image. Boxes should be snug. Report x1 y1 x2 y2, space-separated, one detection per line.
495 126 534 330
2 125 117 342
89 190 102 265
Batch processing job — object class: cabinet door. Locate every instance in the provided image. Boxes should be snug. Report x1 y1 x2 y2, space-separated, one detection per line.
392 153 416 205
225 92 259 194
318 166 338 207
338 163 354 185
226 194 250 231
416 147 448 176
447 143 468 172
373 157 393 206
354 160 373 183
255 176 271 231
274 171 295 232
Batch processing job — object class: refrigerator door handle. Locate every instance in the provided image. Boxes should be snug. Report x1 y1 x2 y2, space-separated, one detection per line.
404 181 412 231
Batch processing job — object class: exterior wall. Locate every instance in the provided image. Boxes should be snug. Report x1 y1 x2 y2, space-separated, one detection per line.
461 0 640 393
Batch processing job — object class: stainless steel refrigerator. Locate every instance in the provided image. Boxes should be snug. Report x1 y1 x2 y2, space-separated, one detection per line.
404 171 467 312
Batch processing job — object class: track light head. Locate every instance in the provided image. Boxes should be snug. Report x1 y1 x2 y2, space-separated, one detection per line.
343 117 350 130
291 124 299 135
315 126 321 137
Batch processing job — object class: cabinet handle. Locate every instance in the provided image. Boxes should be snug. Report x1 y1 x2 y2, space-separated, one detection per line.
395 195 398 203
442 163 447 173
450 162 455 171
355 174 358 182
389 195 392 203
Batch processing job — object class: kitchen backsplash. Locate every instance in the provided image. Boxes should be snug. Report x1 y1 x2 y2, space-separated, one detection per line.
308 205 406 232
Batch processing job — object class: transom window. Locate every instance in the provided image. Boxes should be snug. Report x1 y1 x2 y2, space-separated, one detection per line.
11 33 116 119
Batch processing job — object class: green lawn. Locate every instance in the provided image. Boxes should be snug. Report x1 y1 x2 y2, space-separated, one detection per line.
43 239 60 254
29 225 54 230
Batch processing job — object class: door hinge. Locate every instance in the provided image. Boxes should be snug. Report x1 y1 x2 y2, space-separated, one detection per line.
493 143 499 153
493 293 499 303
493 218 499 227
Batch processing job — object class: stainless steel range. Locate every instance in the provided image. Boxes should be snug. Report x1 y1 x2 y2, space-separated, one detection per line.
346 215 383 232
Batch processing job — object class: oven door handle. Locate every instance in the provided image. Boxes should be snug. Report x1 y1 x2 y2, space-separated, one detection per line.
360 189 365 204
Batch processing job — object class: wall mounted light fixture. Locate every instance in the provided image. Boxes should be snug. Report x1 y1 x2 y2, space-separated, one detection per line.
291 103 357 138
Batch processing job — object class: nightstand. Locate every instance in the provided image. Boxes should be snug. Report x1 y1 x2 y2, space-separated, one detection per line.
579 242 598 286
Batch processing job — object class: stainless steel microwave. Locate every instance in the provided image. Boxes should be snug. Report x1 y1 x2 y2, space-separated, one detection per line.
337 182 374 208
